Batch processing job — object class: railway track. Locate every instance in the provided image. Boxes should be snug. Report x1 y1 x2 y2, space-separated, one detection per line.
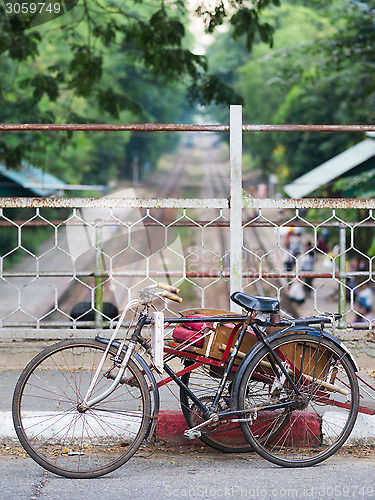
44 133 298 322
50 140 194 320
197 134 297 316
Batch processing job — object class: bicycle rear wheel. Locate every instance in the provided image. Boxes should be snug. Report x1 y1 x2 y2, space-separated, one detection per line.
180 364 252 452
236 333 359 467
12 339 151 478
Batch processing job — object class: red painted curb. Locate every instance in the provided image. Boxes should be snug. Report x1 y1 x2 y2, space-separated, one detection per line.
155 410 321 448
156 411 196 446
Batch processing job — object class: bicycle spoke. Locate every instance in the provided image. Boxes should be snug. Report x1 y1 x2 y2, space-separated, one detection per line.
13 340 151 478
237 333 359 467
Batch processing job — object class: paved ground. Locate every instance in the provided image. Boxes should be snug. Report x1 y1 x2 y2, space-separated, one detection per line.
0 445 374 500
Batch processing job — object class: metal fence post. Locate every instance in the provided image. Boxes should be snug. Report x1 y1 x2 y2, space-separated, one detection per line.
94 224 104 327
230 105 243 312
338 225 347 328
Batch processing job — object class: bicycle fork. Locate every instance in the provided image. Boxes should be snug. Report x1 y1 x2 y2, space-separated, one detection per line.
78 298 141 412
78 341 136 412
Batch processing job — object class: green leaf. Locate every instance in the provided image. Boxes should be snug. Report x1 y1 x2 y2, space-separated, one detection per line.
7 31 41 61
187 74 244 106
69 46 103 97
30 74 59 101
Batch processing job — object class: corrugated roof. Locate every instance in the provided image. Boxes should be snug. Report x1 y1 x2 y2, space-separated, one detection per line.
284 138 375 198
0 162 66 196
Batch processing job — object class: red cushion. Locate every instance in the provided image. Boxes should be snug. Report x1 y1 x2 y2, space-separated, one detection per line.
185 314 209 331
172 326 204 348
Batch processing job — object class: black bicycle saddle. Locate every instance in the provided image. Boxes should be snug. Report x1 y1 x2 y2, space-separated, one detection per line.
230 292 279 313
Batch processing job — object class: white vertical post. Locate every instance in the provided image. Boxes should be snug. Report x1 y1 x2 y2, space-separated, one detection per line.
338 226 347 328
230 105 243 312
94 224 104 328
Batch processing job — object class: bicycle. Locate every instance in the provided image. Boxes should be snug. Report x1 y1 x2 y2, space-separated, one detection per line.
12 284 360 478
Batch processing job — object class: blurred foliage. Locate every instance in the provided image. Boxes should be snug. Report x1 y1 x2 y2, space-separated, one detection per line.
3 0 375 195
335 170 375 198
0 0 277 184
230 1 375 193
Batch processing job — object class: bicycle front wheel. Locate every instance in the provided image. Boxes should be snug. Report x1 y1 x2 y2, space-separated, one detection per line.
236 333 359 467
12 339 151 479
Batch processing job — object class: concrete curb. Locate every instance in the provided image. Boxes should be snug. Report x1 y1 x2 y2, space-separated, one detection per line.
156 410 375 448
155 411 321 448
3 410 375 448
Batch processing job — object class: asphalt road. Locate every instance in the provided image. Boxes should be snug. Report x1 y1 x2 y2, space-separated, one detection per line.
1 445 374 500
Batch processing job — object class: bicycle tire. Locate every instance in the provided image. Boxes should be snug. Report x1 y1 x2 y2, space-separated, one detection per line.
12 339 152 479
236 332 359 467
180 365 253 453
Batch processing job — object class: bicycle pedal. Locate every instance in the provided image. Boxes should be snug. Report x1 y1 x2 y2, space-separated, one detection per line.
184 429 202 439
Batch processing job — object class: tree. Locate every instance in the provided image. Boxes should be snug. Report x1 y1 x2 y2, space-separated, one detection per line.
236 3 336 180
245 1 375 184
0 0 280 173
231 0 375 192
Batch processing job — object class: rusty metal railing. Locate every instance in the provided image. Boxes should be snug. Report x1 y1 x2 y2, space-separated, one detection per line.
2 123 375 133
0 200 374 333
0 106 374 339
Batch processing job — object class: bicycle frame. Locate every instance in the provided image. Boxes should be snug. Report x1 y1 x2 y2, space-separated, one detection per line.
77 278 372 440
81 299 344 432
83 302 253 418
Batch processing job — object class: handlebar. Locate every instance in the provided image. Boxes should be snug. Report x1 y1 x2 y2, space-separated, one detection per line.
161 291 183 303
139 283 183 304
158 282 180 295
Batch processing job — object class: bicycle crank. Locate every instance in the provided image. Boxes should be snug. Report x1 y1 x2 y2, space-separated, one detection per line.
183 413 219 440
